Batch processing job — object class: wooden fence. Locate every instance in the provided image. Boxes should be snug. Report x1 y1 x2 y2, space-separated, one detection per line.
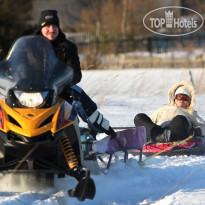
67 32 205 69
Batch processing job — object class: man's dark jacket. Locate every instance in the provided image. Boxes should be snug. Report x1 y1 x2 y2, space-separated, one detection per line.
35 29 82 85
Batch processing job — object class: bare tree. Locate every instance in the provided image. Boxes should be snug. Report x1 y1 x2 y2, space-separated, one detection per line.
75 0 161 35
0 0 32 59
121 0 128 34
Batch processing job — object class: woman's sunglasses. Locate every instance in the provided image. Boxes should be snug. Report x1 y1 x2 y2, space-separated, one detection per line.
175 94 190 102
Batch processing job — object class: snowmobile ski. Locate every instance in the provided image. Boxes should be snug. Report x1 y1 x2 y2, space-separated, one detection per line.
68 171 96 201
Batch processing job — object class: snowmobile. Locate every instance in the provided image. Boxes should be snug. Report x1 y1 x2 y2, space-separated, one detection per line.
0 35 95 201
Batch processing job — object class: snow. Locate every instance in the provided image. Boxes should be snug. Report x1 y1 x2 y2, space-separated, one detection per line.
1 68 205 205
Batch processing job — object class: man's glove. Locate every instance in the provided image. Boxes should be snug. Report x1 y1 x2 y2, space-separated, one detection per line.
106 126 117 140
192 127 202 137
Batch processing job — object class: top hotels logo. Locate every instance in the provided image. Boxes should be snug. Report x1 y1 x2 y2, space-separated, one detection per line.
143 6 204 36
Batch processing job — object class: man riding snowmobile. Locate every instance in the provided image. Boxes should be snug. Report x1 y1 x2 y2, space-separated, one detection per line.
34 9 116 140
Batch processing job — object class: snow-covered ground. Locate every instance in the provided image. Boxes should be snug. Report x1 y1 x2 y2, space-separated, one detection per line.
1 68 205 205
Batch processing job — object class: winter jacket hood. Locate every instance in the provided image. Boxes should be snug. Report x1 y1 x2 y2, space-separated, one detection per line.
168 81 195 114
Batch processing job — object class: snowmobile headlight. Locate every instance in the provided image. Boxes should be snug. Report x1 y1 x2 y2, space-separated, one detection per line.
14 91 48 108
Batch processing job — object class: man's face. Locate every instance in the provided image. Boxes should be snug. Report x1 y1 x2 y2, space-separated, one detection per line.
41 24 59 41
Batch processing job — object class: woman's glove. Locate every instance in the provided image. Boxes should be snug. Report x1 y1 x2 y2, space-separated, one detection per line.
192 127 202 137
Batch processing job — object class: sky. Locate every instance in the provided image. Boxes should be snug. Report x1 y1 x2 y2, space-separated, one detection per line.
0 69 205 205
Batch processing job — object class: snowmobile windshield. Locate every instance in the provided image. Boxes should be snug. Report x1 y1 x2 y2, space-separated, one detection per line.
0 35 73 97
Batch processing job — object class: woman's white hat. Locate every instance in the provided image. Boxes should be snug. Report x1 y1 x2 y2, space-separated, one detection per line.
175 86 191 97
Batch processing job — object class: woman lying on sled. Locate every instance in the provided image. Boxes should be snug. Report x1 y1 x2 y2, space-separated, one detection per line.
134 81 205 143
